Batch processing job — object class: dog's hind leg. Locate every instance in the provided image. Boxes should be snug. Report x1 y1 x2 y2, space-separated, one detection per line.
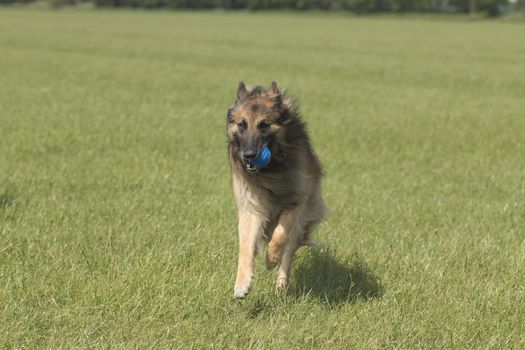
275 238 301 295
234 211 263 299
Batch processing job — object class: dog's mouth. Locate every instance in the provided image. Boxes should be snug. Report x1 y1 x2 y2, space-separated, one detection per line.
245 162 259 174
241 145 268 174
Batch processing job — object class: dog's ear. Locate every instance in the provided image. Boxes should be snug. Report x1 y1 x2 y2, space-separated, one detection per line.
236 81 248 101
267 81 280 98
267 81 283 111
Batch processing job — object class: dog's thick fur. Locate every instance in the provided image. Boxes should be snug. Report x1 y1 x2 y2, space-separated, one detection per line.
227 81 327 298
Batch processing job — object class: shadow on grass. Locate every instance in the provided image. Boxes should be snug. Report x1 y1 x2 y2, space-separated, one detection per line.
244 248 383 318
290 248 383 307
0 188 15 209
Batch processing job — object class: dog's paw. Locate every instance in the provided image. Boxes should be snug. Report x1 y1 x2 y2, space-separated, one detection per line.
234 282 251 299
265 245 282 270
265 253 279 270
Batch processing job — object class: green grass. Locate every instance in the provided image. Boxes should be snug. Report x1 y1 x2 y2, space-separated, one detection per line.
1 8 525 348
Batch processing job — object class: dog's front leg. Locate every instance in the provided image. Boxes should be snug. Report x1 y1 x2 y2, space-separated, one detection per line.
265 206 301 269
234 211 262 299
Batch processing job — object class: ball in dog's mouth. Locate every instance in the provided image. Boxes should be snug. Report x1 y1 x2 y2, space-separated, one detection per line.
244 146 271 174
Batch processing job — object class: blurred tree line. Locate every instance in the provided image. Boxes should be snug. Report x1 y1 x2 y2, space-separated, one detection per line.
1 0 521 16
95 0 515 15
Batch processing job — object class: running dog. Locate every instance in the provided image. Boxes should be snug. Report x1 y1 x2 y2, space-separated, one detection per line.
227 81 327 299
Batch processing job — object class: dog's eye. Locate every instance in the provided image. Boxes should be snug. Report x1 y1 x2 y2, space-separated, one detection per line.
258 120 270 130
227 114 234 124
238 119 247 131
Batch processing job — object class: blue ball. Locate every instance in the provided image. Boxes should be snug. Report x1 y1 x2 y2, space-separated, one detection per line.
250 146 271 167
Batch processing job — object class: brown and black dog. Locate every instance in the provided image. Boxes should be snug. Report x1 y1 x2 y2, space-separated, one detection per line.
227 81 327 298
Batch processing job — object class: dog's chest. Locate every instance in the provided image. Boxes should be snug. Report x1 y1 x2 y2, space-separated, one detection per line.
243 173 301 210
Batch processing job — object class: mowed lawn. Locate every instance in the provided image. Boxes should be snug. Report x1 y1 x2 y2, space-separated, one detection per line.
1 8 524 348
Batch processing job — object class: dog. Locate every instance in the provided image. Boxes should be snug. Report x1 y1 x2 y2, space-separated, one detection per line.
226 81 327 299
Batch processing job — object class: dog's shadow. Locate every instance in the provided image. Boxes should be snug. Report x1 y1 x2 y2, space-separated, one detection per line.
290 247 383 307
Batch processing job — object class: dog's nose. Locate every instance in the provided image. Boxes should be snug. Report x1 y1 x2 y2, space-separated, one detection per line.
242 150 258 160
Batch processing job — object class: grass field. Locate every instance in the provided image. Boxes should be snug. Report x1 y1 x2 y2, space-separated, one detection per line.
1 7 524 348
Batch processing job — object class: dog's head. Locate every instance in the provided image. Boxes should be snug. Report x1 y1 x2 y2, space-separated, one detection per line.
227 81 294 173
